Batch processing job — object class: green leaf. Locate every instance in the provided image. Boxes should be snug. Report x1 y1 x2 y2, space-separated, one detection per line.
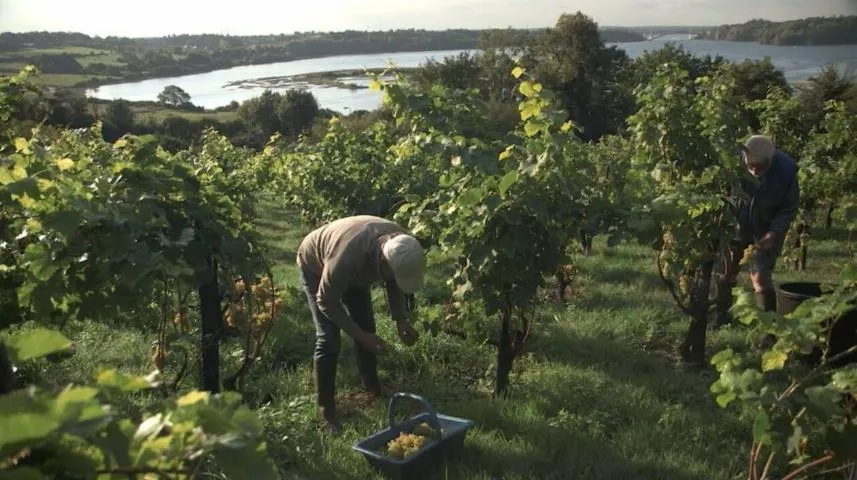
0 467 44 479
830 369 857 391
5 328 72 363
805 385 845 413
498 171 518 197
52 386 110 435
42 210 84 237
213 442 280 480
753 411 771 445
710 347 739 370
457 188 482 207
0 387 60 452
23 243 59 282
90 421 133 468
761 350 788 372
715 391 737 408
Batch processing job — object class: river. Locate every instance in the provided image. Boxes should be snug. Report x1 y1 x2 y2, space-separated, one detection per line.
86 35 857 113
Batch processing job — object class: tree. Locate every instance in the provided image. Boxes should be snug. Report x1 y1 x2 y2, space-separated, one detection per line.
157 84 193 108
238 89 320 145
527 12 636 142
103 99 134 139
277 89 319 138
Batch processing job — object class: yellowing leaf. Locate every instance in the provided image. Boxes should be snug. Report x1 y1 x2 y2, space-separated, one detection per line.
12 165 27 180
369 79 382 91
524 121 541 137
97 369 160 392
511 66 525 79
498 150 511 161
519 82 535 98
14 137 30 153
0 168 15 185
533 83 543 93
560 122 573 133
55 158 75 171
761 350 788 372
177 391 210 406
114 138 128 148
519 103 540 121
25 218 42 233
17 193 37 209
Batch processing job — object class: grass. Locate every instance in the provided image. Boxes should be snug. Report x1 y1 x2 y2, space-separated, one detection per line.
131 105 240 123
32 73 119 87
32 197 853 479
0 47 124 86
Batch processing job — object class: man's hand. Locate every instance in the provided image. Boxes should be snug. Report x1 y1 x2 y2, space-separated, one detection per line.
358 332 389 356
756 231 777 251
395 319 419 346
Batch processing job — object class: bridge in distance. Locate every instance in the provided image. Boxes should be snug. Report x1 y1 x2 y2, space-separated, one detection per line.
614 25 712 41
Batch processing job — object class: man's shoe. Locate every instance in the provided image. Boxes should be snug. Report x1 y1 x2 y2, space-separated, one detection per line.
314 357 343 436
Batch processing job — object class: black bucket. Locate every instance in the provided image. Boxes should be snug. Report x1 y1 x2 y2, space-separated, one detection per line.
776 282 826 316
775 281 857 368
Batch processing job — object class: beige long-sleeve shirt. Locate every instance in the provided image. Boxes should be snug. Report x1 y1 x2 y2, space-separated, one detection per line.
296 215 411 340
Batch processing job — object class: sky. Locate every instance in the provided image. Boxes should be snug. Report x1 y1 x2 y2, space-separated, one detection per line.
1 0 855 37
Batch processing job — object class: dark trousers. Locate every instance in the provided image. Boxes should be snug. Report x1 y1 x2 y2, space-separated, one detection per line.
299 267 379 388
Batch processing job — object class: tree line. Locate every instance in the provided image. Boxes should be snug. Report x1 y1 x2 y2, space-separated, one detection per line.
700 15 857 45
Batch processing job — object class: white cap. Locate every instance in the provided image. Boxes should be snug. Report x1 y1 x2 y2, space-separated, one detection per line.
382 234 425 294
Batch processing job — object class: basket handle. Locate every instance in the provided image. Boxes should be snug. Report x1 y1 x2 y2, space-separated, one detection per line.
387 392 441 432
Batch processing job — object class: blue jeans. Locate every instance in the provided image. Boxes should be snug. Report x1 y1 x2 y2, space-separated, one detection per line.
299 267 377 363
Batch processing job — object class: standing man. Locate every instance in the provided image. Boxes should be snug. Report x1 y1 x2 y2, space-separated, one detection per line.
297 215 425 434
715 135 800 329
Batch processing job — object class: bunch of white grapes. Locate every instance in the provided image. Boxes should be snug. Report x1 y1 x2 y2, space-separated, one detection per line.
383 423 441 459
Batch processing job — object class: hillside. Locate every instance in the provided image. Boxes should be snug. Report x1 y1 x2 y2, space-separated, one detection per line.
700 15 857 45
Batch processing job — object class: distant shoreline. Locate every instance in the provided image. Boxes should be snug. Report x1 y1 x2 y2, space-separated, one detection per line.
79 53 448 92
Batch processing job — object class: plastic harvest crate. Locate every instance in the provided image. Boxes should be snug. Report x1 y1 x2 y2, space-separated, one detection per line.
352 392 475 480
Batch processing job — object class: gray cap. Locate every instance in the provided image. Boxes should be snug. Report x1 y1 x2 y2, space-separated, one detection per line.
743 135 776 165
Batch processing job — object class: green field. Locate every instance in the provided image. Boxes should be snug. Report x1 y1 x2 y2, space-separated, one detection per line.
36 196 850 480
0 46 112 57
130 105 240 123
0 47 122 87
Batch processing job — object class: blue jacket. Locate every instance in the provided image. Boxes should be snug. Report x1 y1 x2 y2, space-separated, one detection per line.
736 150 800 244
